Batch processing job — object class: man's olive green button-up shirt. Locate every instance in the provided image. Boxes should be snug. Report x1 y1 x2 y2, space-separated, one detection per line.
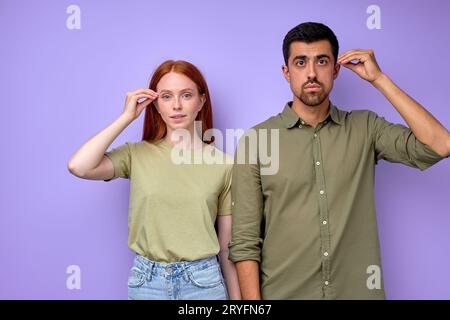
229 102 444 300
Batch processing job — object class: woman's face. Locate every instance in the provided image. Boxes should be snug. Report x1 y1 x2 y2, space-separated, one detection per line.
154 71 205 136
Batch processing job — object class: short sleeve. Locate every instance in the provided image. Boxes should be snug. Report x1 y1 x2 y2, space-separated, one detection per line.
217 165 232 216
370 111 444 170
103 142 132 181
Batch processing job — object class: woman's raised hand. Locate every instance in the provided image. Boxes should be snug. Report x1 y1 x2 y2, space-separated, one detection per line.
123 88 159 121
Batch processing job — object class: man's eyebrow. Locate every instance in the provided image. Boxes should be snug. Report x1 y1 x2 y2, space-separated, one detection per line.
292 54 331 61
316 54 331 60
292 55 307 61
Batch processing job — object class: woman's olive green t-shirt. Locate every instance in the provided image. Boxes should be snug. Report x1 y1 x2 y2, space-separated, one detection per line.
104 139 233 263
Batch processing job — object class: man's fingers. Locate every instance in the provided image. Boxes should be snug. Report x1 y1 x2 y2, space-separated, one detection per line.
341 61 359 71
338 53 366 65
338 50 371 64
337 50 360 61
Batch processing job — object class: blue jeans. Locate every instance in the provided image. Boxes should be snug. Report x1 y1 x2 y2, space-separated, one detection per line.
127 254 229 300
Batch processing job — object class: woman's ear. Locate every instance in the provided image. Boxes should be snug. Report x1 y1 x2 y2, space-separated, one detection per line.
153 101 160 113
199 94 206 111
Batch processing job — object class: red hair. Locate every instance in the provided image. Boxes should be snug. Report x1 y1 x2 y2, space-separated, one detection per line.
142 60 213 144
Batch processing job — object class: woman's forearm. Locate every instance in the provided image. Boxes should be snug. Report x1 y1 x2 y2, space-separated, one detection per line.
68 113 133 176
219 250 242 300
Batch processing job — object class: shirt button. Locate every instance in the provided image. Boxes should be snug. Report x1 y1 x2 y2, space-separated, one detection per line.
324 281 329 286
314 133 318 138
322 220 327 225
301 120 305 125
320 190 325 195
231 201 235 206
316 161 321 166
298 125 303 128
324 252 329 257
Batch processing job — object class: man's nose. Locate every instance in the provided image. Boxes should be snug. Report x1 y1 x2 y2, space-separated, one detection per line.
307 62 317 79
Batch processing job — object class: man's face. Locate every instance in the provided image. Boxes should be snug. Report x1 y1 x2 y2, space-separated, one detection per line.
282 40 340 107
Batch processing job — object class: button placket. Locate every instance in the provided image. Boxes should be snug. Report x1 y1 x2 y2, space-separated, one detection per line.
312 129 332 296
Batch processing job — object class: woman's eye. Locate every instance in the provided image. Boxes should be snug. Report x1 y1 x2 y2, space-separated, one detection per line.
182 93 192 99
161 95 171 100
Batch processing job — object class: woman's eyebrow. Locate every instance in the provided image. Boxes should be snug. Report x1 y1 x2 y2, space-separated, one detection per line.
158 88 194 94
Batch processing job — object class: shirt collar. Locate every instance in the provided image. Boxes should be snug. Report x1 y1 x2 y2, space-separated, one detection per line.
279 101 344 128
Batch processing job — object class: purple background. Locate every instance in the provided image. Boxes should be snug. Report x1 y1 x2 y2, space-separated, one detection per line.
1 0 449 299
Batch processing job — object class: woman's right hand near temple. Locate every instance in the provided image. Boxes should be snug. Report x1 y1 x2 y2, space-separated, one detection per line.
67 88 158 180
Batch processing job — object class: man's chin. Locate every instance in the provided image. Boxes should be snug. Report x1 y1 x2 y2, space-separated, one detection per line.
300 93 327 107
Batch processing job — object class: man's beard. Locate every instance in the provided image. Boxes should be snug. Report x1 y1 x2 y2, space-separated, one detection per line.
299 90 328 107
298 80 328 107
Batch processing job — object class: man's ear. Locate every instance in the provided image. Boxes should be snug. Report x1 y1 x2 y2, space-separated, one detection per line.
333 63 340 80
282 64 290 83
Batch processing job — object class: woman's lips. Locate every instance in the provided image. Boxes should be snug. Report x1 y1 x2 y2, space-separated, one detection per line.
170 114 187 122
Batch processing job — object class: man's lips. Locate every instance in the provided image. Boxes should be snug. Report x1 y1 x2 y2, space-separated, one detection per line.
304 84 321 92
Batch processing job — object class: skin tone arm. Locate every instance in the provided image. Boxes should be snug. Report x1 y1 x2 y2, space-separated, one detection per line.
235 260 261 300
67 89 158 179
338 49 450 158
217 215 242 300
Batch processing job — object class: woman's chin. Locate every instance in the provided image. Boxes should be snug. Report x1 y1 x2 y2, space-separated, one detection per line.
168 123 193 132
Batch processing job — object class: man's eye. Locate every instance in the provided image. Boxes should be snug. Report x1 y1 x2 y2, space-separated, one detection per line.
318 59 327 65
296 60 305 66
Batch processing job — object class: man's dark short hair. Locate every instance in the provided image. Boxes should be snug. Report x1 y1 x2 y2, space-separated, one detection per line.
283 22 339 65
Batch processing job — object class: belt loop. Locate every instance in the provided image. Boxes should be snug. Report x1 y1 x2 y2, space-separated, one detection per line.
147 260 154 282
181 261 190 282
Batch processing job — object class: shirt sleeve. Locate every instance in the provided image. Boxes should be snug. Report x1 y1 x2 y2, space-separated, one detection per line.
217 164 232 216
103 142 132 181
228 131 264 263
370 111 444 170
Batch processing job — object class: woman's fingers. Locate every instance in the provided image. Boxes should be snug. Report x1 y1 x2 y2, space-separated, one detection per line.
128 88 158 97
134 93 154 102
123 89 158 120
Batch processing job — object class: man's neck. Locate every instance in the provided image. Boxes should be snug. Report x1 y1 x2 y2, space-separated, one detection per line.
291 97 330 128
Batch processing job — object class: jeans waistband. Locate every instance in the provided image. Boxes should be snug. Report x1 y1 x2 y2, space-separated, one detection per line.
133 254 219 277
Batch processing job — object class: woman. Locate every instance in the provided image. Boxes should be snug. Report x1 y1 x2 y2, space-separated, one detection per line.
67 60 241 300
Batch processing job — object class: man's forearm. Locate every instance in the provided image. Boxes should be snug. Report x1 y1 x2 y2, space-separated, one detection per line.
235 260 261 300
372 73 450 157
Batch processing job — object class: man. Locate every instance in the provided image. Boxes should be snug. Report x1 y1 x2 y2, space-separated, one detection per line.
229 22 450 299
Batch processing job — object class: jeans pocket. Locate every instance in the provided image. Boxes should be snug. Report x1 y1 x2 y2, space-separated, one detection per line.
127 267 147 288
187 265 223 289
